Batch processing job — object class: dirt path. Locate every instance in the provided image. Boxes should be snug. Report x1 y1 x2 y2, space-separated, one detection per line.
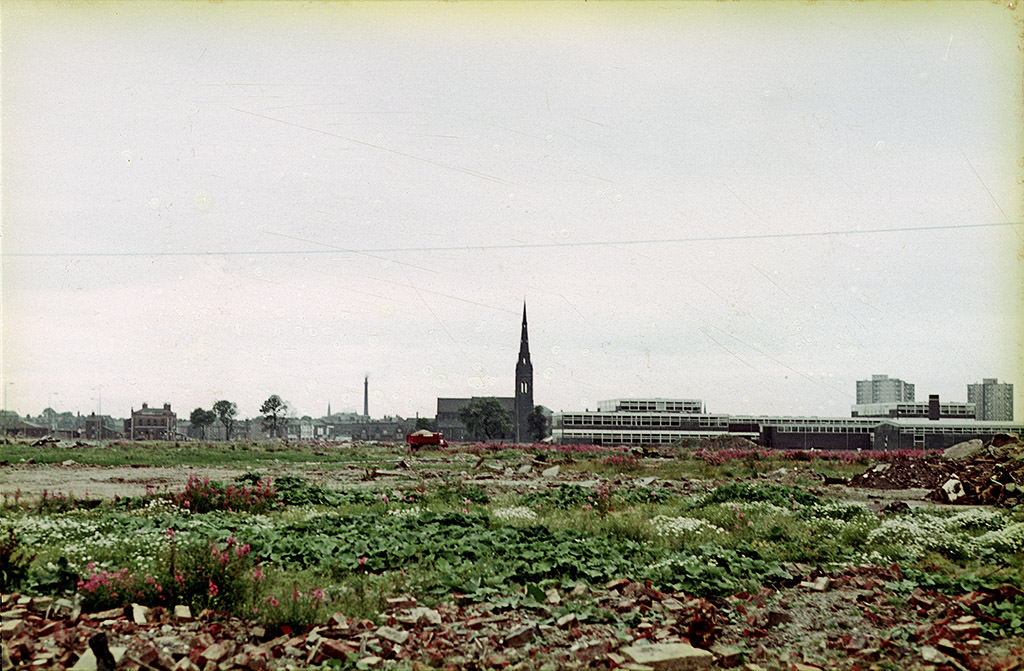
0 463 254 499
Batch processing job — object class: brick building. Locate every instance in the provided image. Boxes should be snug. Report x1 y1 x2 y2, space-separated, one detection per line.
126 403 177 440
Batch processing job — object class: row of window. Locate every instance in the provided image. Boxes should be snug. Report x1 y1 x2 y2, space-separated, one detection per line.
559 414 731 429
892 424 1021 435
133 418 174 427
771 425 873 434
606 401 704 413
555 429 752 446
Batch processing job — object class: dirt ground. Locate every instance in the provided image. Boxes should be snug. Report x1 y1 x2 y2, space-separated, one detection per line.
0 463 254 500
0 459 940 514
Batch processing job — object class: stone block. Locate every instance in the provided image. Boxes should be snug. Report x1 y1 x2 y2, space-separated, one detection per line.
200 643 231 663
944 439 984 459
0 619 25 641
710 644 741 667
620 642 715 670
132 604 151 624
395 607 442 626
809 577 830 592
320 639 356 660
503 624 537 647
90 607 125 621
375 626 409 645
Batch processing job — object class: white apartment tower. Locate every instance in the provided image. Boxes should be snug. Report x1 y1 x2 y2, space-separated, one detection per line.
856 374 915 404
967 378 1014 421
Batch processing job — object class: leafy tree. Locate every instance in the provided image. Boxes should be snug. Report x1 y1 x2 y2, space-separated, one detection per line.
260 395 287 438
457 397 512 441
527 405 550 441
189 408 217 440
414 417 437 432
212 400 238 441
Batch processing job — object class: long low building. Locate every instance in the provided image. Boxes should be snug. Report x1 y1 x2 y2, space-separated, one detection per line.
552 398 1022 451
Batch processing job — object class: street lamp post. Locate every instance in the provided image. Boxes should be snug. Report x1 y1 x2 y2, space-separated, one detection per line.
2 381 12 436
48 392 59 432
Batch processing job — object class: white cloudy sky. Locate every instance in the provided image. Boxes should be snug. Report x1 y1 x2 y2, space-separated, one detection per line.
2 1 1022 422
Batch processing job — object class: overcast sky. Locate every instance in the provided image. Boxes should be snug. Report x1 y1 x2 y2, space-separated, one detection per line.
2 1 1022 422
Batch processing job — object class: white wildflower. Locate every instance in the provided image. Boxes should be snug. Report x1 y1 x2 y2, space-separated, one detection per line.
387 506 423 518
491 506 538 524
650 515 725 538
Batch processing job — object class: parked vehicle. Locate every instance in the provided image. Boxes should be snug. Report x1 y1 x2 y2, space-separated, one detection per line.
406 429 448 448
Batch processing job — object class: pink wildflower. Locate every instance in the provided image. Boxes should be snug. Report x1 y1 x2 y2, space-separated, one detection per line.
253 568 264 581
208 581 219 597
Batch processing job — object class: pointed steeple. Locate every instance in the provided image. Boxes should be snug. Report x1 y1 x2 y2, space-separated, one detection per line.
519 302 530 367
515 301 534 443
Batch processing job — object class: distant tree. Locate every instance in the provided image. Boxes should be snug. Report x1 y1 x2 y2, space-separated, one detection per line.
527 405 550 441
189 408 217 440
212 400 238 440
260 395 287 438
414 417 437 432
457 397 513 441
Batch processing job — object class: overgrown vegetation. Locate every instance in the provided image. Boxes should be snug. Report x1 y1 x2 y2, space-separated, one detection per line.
2 440 1022 638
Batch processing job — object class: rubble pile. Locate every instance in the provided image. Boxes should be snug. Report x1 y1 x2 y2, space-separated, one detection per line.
929 435 1023 506
848 435 1023 508
847 457 949 491
1 582 728 671
714 564 1024 671
6 568 1024 671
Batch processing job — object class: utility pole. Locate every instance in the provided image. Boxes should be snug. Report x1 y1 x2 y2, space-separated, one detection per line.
2 381 12 436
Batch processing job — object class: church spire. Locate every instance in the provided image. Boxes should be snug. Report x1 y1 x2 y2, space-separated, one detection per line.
515 301 534 443
519 302 530 365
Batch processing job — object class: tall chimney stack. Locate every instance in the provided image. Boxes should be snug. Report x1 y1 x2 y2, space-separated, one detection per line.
364 376 369 418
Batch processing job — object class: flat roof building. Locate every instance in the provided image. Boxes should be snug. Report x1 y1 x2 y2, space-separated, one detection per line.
552 397 1022 452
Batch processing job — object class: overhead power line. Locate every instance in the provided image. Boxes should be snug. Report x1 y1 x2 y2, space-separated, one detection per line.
2 221 1019 258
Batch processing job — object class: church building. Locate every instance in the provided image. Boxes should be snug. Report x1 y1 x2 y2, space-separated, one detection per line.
435 303 536 443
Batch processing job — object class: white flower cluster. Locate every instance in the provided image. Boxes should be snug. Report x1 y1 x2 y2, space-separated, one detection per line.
13 515 101 547
649 552 720 571
491 506 538 524
123 498 180 516
943 508 1007 532
13 513 175 568
864 516 958 557
807 500 870 520
387 506 423 518
717 501 790 515
650 515 725 538
976 522 1024 553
